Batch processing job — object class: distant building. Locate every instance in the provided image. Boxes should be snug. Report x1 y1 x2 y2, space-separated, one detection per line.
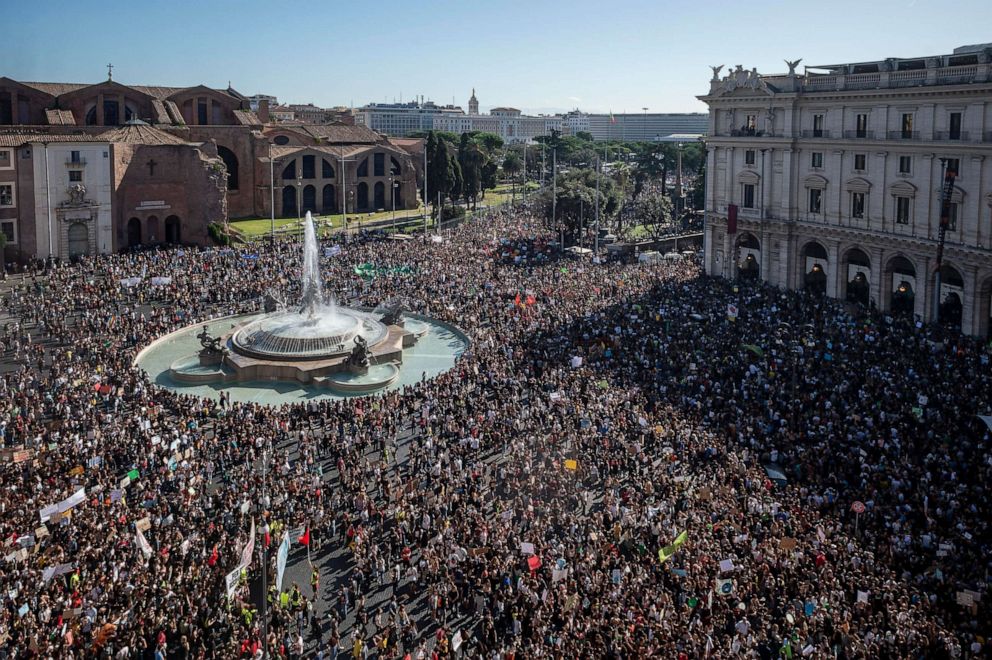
270 105 295 122
428 91 563 143
247 94 277 112
356 101 464 137
699 45 992 337
286 104 355 126
562 110 709 141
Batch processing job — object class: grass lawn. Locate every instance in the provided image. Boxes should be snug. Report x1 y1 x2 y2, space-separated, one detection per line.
229 181 544 240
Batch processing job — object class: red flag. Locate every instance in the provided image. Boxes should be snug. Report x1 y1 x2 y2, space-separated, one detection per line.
207 545 218 566
263 524 271 548
298 527 310 546
514 293 521 306
727 204 738 234
525 295 536 306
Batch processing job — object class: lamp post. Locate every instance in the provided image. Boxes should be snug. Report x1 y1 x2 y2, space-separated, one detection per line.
295 168 302 221
268 143 278 246
339 156 356 244
257 438 270 659
390 178 398 231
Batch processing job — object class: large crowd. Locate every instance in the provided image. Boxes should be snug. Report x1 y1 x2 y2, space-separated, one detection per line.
0 207 990 659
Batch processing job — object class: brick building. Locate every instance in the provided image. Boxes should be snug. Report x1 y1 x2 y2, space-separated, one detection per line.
0 73 419 263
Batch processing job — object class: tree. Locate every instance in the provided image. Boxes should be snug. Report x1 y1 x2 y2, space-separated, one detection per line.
575 131 594 142
632 186 674 239
427 132 455 218
502 152 522 203
534 168 622 245
470 132 504 154
448 153 463 208
457 133 482 209
480 160 498 199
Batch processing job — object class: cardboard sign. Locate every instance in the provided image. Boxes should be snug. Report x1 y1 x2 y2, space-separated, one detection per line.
134 517 151 532
520 542 535 556
564 459 578 471
779 537 797 551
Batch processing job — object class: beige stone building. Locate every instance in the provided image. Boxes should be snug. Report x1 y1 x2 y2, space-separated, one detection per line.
699 45 992 337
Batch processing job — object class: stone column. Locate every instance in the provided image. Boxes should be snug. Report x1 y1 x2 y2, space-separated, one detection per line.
917 254 931 321
826 241 840 299
962 265 979 336
869 246 884 311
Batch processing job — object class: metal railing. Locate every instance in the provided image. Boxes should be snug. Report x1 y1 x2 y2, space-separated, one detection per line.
934 131 968 141
800 130 830 138
65 158 87 167
887 131 920 140
843 130 875 139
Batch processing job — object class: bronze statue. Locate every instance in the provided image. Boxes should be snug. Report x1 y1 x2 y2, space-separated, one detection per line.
346 335 371 372
379 300 406 326
197 327 226 356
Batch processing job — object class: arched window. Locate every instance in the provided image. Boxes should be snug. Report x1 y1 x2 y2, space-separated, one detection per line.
322 185 336 214
373 182 385 209
322 159 335 179
357 182 369 210
282 185 297 217
302 185 317 214
356 158 368 178
282 161 296 181
373 153 385 177
801 241 828 295
302 155 315 179
216 145 239 191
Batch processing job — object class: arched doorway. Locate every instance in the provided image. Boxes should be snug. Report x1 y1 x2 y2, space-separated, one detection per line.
735 232 760 280
801 241 828 295
887 256 916 317
67 223 88 259
844 248 871 306
127 217 142 247
322 185 336 214
302 185 317 214
147 216 159 244
936 264 964 328
282 185 297 217
357 182 369 211
373 182 385 210
165 215 181 244
216 145 239 191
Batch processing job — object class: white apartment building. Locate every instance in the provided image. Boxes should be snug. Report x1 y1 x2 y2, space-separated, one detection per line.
31 142 114 260
356 101 464 137
700 45 992 337
432 106 563 144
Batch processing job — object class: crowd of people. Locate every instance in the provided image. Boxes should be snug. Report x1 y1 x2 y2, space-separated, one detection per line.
0 207 989 659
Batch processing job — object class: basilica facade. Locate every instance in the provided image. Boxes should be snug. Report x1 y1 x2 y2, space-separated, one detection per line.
0 73 419 263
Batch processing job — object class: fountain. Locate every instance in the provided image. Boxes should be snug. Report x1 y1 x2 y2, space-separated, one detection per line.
136 212 469 403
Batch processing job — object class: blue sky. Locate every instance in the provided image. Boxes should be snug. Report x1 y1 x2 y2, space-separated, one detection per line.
5 0 991 114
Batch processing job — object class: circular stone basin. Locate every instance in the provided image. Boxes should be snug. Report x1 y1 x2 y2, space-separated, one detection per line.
232 306 388 360
135 313 470 405
320 363 400 393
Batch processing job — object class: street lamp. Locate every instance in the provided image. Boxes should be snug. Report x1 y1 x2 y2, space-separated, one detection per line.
295 169 303 221
390 178 399 231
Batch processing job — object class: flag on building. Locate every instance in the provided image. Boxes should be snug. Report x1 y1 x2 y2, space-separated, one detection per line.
609 111 617 125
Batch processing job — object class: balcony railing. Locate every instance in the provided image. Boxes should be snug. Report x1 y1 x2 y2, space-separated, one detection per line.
934 131 968 141
800 130 830 138
723 129 780 138
887 131 920 140
843 130 875 139
65 158 87 167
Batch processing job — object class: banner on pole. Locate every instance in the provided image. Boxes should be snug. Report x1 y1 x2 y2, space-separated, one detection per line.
275 533 290 592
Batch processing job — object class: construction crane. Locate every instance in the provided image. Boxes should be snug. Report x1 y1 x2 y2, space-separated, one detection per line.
932 159 958 323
